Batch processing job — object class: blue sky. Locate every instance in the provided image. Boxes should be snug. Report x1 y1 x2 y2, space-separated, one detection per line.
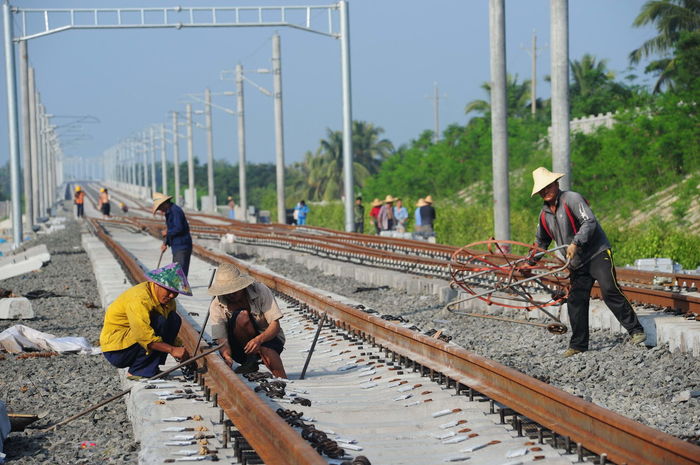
0 1 656 171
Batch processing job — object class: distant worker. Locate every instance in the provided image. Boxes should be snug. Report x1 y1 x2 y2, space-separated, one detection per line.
529 167 646 358
74 186 85 218
414 198 425 234
418 195 436 238
227 196 236 220
100 263 192 380
394 198 408 233
153 192 193 277
120 202 129 215
377 195 397 232
97 188 111 218
295 200 310 226
369 198 382 234
208 263 287 378
353 196 365 233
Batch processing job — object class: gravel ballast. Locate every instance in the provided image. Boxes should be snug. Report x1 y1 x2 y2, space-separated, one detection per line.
251 254 700 445
0 214 138 464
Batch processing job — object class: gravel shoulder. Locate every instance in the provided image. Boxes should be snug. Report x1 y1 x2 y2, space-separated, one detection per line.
251 254 700 444
0 213 138 465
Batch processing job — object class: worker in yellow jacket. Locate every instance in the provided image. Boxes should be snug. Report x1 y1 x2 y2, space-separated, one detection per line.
100 262 192 379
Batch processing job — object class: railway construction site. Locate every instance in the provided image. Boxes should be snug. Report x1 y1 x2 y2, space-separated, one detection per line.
0 182 698 465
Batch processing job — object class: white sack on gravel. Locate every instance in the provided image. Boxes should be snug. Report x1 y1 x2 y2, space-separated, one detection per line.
0 324 100 354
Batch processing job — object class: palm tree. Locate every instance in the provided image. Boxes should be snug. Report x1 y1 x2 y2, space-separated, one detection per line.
570 54 615 98
464 74 533 118
630 0 700 91
352 121 394 174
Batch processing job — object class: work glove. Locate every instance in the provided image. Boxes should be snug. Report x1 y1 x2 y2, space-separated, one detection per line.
566 243 578 260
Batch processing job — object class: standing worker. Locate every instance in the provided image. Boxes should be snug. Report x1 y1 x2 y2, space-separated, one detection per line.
227 196 236 220
295 200 310 226
394 198 408 233
529 167 646 357
353 197 365 233
153 192 193 277
100 262 192 379
74 186 85 219
369 198 382 234
98 188 111 218
208 263 287 378
418 195 436 239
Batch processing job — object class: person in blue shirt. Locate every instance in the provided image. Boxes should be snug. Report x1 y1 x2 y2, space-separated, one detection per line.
153 193 193 276
414 198 425 230
393 198 409 233
295 200 310 226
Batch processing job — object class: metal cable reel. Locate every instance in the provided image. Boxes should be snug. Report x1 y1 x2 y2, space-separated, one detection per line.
446 240 571 334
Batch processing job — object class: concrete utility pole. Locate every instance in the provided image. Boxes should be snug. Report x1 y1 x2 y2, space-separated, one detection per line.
29 67 39 225
160 123 167 196
339 0 354 232
205 88 215 211
19 39 33 232
141 133 148 189
172 112 181 203
426 82 445 143
531 32 537 115
3 0 22 246
489 0 511 243
272 33 286 224
186 103 196 210
235 64 248 220
150 127 157 193
550 0 570 189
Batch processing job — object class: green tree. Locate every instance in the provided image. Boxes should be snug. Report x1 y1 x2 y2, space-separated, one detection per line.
630 0 700 92
464 74 533 118
569 54 632 116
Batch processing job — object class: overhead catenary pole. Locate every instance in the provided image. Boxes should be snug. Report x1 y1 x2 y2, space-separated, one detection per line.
141 133 148 189
489 0 511 243
204 88 215 212
186 103 196 210
235 63 248 220
150 126 157 193
432 82 441 143
19 39 33 233
339 0 354 233
531 31 537 115
550 0 570 189
272 33 286 224
172 112 180 203
28 67 39 224
3 0 22 247
160 123 167 196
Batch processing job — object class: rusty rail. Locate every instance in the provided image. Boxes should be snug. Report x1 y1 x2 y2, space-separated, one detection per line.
191 243 700 465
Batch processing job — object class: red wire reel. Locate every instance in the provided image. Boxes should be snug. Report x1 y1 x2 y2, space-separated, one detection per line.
447 240 570 334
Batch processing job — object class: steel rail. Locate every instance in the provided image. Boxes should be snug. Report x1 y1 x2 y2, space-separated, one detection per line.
189 243 700 465
87 218 326 465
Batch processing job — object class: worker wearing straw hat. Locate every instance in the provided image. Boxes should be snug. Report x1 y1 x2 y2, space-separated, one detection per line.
417 195 436 238
530 167 646 357
100 262 192 379
208 263 287 378
153 193 193 276
377 195 397 232
369 198 382 234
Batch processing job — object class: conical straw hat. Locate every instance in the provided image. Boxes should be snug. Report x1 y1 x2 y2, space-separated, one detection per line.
531 167 564 197
207 263 255 296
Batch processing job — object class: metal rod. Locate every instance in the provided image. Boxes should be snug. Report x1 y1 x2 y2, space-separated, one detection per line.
299 313 326 380
43 342 225 432
193 268 218 354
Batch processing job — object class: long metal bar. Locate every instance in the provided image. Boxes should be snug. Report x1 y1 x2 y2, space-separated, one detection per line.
3 0 22 247
299 313 326 380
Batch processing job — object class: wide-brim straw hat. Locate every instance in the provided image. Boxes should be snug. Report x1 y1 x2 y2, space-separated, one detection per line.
146 263 192 296
383 195 397 203
207 263 255 296
531 167 564 197
370 198 382 207
152 192 173 214
424 195 434 204
415 198 427 207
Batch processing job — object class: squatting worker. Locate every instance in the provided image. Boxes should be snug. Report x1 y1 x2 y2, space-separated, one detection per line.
153 192 193 276
530 167 646 357
208 263 287 379
100 263 192 379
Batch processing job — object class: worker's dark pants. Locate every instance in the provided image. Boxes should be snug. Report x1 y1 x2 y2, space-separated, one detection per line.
354 222 364 234
76 204 84 217
172 247 192 277
103 311 181 377
226 310 284 366
567 249 644 351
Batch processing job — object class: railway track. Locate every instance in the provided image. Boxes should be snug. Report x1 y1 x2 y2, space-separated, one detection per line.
83 210 700 465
